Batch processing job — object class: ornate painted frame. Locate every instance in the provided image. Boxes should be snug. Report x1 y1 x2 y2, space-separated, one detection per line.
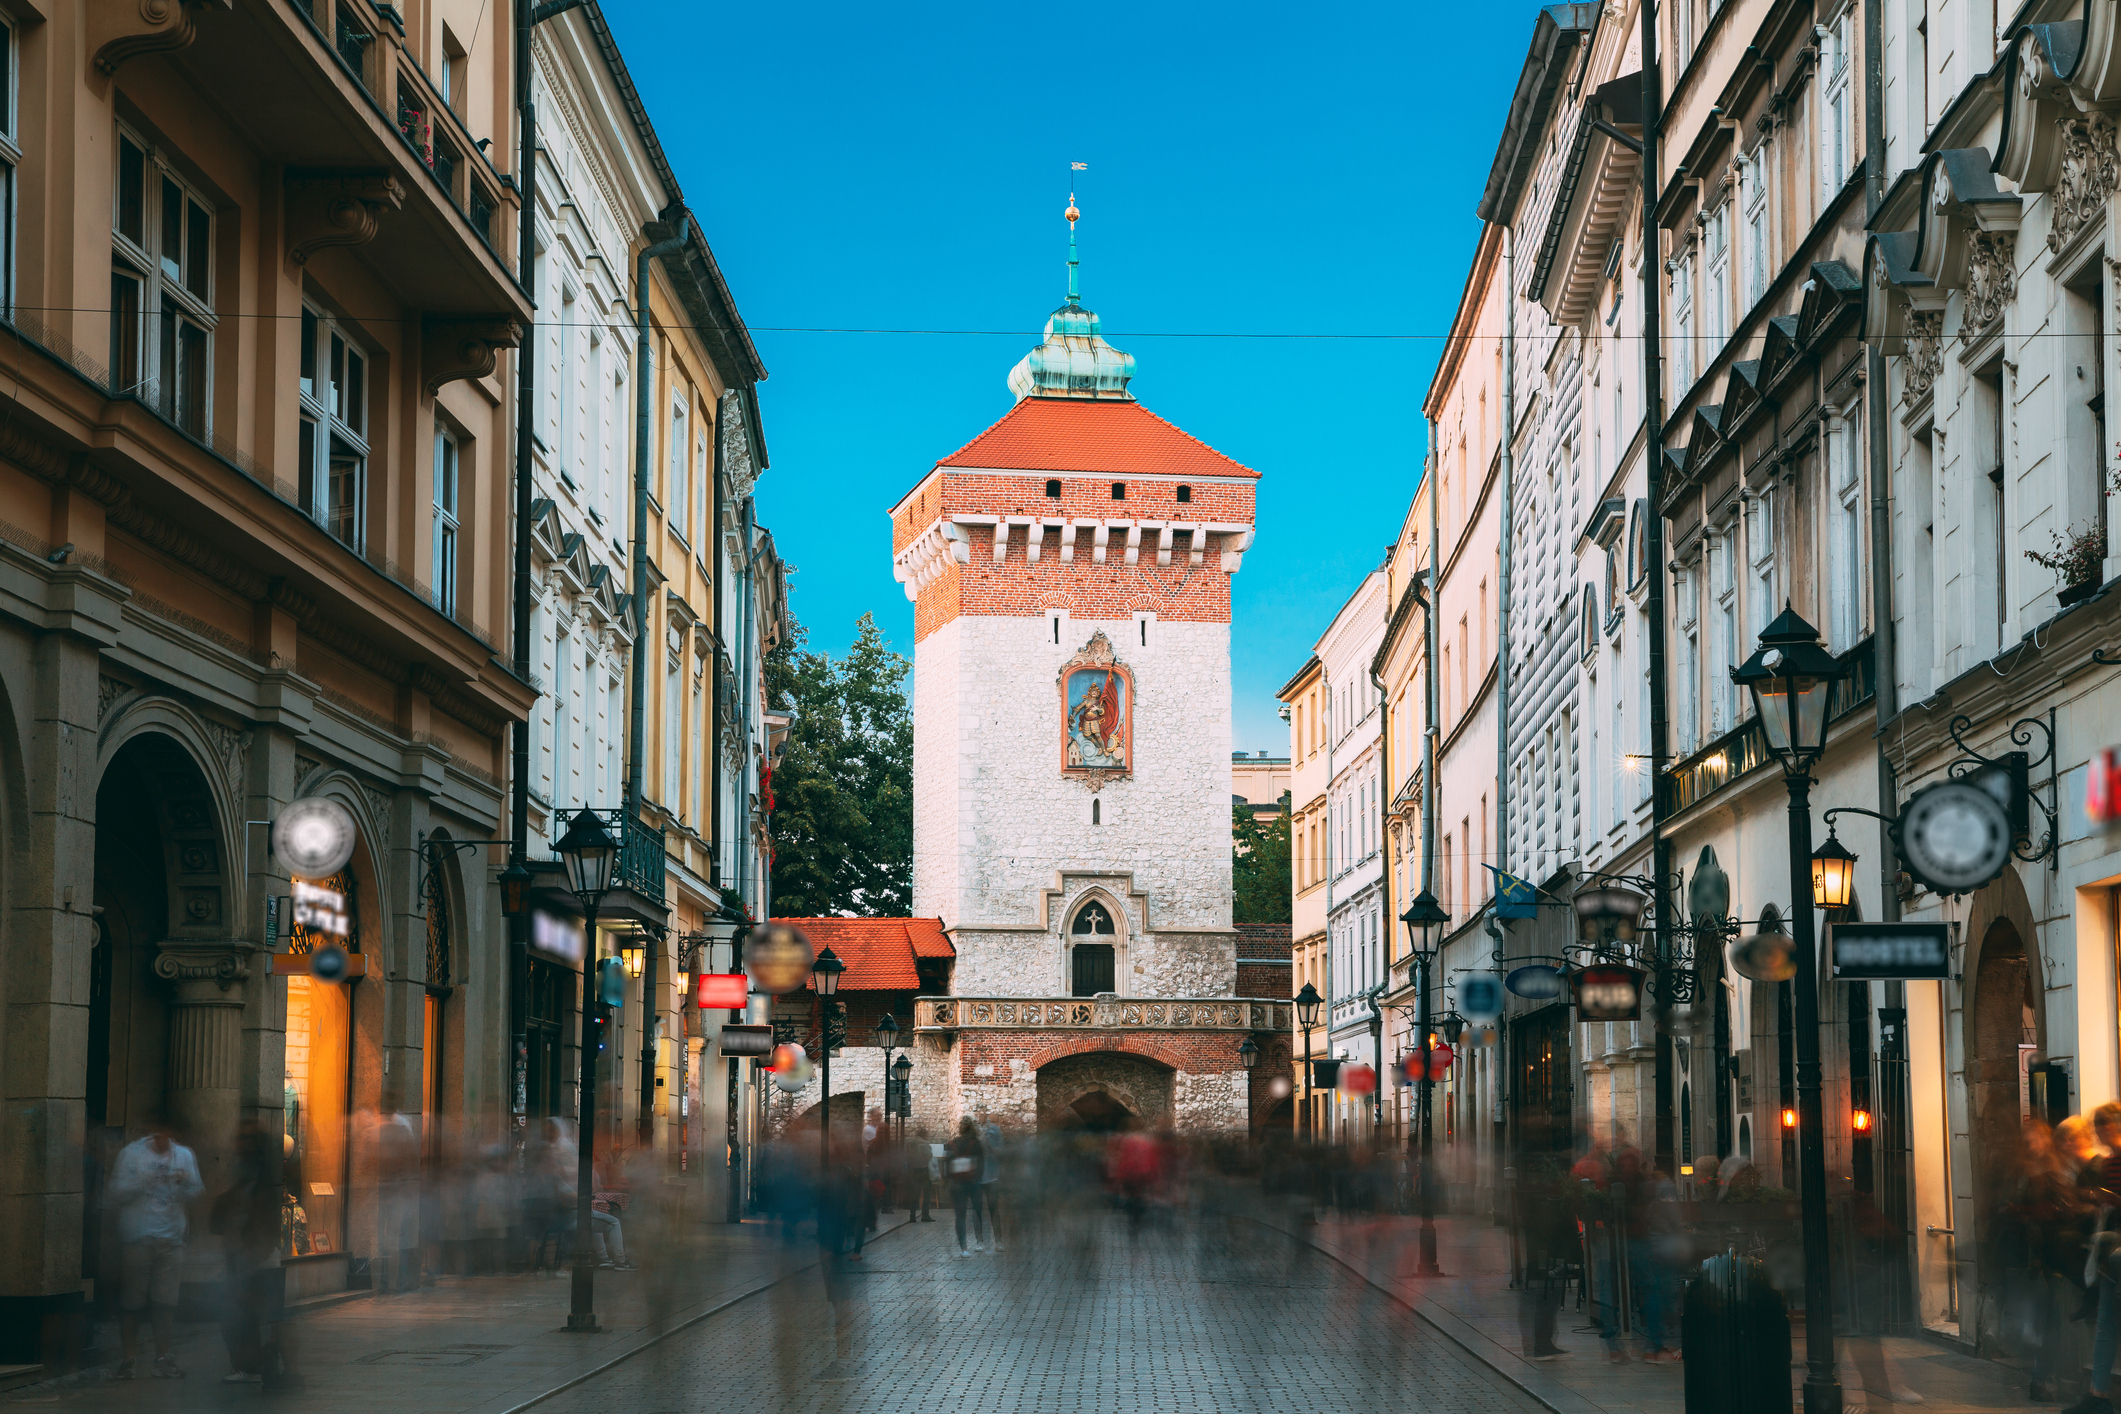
1058 630 1134 789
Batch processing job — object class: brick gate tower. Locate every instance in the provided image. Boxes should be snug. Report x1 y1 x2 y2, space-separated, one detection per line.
873 199 1285 1135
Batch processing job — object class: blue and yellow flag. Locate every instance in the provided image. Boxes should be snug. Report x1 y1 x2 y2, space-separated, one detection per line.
1485 865 1540 920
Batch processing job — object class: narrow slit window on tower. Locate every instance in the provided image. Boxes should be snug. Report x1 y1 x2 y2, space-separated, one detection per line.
1139 620 1146 646
1110 481 1126 500
1044 479 1061 498
1091 798 1101 825
1176 484 1192 503
1052 615 1061 644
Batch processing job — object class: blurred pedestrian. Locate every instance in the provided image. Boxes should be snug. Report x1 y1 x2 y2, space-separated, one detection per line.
375 1112 421 1291
107 1109 204 1379
2075 1102 2121 1414
947 1118 987 1256
2011 1120 2093 1403
591 1159 633 1270
906 1125 937 1222
1516 1162 1576 1360
211 1123 294 1386
981 1122 1007 1252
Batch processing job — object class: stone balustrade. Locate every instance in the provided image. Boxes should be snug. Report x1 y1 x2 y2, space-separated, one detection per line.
914 995 1289 1033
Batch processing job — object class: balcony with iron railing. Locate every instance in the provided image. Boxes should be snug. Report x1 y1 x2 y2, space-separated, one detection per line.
1665 637 1877 814
546 808 668 911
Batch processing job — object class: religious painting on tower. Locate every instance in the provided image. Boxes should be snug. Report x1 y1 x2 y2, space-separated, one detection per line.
1060 633 1132 777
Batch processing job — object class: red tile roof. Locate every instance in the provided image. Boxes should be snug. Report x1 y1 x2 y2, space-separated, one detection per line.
937 397 1259 479
771 917 953 992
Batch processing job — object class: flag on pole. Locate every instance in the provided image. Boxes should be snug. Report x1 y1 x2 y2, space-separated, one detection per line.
1484 864 1540 919
1070 162 1088 170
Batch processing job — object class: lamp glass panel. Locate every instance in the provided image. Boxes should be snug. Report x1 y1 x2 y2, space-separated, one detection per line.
1754 679 1795 756
1792 675 1832 756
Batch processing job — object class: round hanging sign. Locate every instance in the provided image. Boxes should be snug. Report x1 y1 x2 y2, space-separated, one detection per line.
1574 965 1644 1022
1728 930 1798 983
745 923 815 995
1505 964 1566 1000
273 797 357 878
1458 974 1505 1022
1340 1064 1378 1096
1898 778 2012 895
769 1042 813 1093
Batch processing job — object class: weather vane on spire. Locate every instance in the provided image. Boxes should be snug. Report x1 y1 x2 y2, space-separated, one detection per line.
1066 162 1086 305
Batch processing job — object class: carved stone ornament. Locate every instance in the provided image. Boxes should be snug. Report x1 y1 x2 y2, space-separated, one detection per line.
2048 113 2121 255
1961 232 2017 343
92 0 226 77
719 389 756 502
153 943 248 992
287 171 405 265
421 315 523 395
1058 631 1133 789
1901 311 1944 407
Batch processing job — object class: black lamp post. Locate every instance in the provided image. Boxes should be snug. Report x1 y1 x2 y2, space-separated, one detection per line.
812 946 844 1182
554 807 619 1333
1732 604 1848 1414
1294 982 1322 1142
498 859 533 1153
875 1011 901 1207
892 1052 913 1149
1400 889 1449 1277
1237 1035 1260 1135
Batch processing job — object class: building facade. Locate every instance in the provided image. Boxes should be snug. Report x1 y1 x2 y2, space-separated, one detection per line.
1278 655 1331 1134
1316 570 1388 1138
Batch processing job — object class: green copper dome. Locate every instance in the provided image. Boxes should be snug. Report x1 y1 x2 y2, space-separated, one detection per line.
1006 201 1135 401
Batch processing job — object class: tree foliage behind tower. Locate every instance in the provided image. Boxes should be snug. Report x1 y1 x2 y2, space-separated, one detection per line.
766 612 914 917
1232 805 1291 924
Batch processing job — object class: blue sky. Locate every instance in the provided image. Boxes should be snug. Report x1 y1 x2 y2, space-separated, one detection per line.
607 2 1532 752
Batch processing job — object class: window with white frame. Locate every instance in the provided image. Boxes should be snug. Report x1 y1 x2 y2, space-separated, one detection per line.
1743 146 1769 307
1710 530 1738 733
1821 7 1853 197
297 304 368 551
668 396 689 542
1828 411 1864 651
432 424 460 616
1676 563 1700 752
113 128 215 437
665 653 681 806
1670 249 1695 394
1746 487 1777 642
1705 205 1730 352
0 17 18 319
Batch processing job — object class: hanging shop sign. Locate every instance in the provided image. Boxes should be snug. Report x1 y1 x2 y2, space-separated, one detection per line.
1898 777 2013 895
1505 964 1567 1000
1340 1064 1378 1096
1829 922 1952 981
1458 974 1505 1022
695 973 750 1010
1573 965 1644 1022
1400 1044 1455 1084
272 797 357 878
718 1023 775 1058
768 1041 813 1092
530 909 586 966
1309 1058 1343 1090
745 923 815 995
1728 929 1798 983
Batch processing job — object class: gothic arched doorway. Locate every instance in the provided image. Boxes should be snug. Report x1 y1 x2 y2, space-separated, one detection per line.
1966 916 2035 1351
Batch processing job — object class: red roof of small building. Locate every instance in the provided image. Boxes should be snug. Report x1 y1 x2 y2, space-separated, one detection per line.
771 918 953 992
937 397 1259 479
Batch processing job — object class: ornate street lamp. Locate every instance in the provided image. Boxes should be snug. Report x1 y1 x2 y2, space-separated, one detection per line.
875 1011 903 1176
1294 982 1322 1143
892 1052 913 1145
1237 1035 1260 1135
1399 889 1449 1277
1572 881 1646 946
498 859 533 918
1811 828 1859 911
811 945 844 1182
619 938 646 979
1732 605 1849 1414
554 807 620 1332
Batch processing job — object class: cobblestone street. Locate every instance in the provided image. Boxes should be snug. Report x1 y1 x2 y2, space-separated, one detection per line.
536 1209 1548 1414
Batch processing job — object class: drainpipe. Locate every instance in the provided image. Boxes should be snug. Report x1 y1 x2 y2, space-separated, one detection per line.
734 495 760 908
1495 229 1516 956
1638 0 1676 1184
627 220 690 828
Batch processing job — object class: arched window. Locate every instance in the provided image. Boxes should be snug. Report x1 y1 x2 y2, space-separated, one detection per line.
1176 484 1192 503
1070 900 1116 996
1044 479 1062 498
1581 594 1599 661
1628 499 1647 587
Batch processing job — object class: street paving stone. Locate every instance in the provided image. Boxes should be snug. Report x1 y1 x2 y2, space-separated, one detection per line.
534 1207 1550 1414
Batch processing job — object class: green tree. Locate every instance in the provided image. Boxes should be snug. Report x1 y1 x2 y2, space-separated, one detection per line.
767 611 914 917
1232 805 1291 924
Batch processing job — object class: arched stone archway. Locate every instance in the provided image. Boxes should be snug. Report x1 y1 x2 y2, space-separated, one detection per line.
1036 1051 1173 1131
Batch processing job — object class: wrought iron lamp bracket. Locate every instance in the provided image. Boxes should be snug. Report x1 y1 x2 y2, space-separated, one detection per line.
1943 710 2059 865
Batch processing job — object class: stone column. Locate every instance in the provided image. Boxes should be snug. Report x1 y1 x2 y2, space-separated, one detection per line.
154 942 250 1174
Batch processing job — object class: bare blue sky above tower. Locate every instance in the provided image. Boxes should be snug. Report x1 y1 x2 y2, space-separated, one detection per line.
608 2 1528 751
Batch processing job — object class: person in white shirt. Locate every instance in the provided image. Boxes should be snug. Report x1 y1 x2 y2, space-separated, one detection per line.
106 1112 205 1379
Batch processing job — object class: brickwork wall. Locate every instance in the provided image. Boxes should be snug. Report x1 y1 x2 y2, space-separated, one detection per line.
1235 922 1292 1000
892 471 1256 555
948 1029 1253 1134
913 528 1237 642
1034 1051 1174 1128
913 615 1234 963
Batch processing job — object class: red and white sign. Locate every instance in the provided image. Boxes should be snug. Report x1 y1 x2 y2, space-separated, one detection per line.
695 973 749 1010
1340 1064 1378 1095
1400 1044 1456 1084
